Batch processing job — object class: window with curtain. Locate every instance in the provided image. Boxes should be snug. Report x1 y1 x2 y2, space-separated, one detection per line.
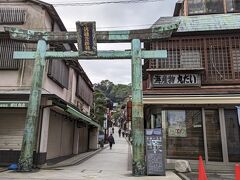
180 50 201 69
206 0 224 13
188 0 224 15
188 0 206 15
226 0 240 12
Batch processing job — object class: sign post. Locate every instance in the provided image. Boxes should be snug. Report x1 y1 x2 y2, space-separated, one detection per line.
5 21 178 174
145 128 165 175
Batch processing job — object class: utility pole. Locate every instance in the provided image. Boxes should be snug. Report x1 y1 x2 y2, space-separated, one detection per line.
5 21 178 173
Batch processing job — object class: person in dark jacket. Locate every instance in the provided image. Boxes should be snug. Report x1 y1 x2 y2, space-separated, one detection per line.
118 128 121 137
108 134 115 150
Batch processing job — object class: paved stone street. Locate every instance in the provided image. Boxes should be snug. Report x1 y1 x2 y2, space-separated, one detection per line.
0 128 180 180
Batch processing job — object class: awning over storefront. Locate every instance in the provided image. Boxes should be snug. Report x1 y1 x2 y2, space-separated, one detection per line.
143 94 240 105
65 105 100 128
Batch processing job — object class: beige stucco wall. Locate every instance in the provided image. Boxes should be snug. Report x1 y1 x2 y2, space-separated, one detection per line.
0 2 92 116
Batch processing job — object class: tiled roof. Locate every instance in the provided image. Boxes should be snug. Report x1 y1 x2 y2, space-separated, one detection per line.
153 13 240 32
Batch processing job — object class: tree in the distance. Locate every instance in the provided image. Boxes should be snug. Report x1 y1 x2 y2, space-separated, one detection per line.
91 89 107 128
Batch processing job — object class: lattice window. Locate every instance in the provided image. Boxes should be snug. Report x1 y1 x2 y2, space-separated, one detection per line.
148 35 240 84
0 8 26 24
150 38 203 69
232 49 240 79
0 37 23 69
206 38 232 81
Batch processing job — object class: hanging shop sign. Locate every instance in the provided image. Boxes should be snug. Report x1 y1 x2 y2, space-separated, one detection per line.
76 21 97 56
152 73 200 87
0 101 28 108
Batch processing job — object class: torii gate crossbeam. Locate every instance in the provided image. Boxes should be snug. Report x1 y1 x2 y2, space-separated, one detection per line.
5 21 178 176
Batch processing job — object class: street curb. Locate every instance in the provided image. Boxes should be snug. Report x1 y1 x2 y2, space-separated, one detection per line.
176 172 191 180
0 168 8 173
41 145 109 170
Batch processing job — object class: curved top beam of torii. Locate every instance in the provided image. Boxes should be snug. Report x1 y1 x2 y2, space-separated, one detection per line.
4 21 179 43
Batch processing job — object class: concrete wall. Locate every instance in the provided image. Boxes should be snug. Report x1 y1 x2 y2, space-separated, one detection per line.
89 127 98 150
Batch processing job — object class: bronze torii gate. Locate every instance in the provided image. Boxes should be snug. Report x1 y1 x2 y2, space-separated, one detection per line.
5 21 178 175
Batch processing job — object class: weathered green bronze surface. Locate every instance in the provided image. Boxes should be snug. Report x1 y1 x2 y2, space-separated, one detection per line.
5 21 171 174
4 22 178 43
18 40 47 171
13 50 167 60
154 13 240 33
131 39 145 176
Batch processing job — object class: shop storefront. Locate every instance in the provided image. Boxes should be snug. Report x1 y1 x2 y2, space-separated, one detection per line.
144 96 240 170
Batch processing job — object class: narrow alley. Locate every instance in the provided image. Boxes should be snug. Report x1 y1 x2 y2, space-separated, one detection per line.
0 128 180 180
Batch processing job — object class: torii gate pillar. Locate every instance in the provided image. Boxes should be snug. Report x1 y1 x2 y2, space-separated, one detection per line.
18 40 47 171
131 39 145 175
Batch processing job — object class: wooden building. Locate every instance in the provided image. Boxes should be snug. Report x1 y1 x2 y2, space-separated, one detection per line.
0 0 99 166
143 0 240 171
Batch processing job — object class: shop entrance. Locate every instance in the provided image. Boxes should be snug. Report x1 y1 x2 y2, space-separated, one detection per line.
145 106 240 170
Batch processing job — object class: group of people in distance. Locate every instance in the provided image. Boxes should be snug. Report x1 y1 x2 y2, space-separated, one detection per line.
118 128 129 138
107 127 130 150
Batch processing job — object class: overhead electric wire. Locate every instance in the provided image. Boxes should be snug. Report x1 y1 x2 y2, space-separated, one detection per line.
52 0 163 6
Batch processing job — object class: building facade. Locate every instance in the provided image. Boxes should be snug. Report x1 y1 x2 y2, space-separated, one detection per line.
143 0 240 171
0 0 99 166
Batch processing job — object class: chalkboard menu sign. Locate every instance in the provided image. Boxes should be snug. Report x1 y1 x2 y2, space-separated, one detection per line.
145 128 165 176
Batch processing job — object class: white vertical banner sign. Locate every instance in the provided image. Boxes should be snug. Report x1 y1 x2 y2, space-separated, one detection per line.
103 114 108 129
236 106 240 127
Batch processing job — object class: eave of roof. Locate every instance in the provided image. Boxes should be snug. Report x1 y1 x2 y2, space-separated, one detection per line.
153 13 240 33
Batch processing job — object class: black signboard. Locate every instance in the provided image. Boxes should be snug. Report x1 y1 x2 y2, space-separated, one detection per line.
76 21 97 56
145 128 165 176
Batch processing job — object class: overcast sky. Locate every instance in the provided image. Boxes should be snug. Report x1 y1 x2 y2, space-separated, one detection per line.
48 0 178 85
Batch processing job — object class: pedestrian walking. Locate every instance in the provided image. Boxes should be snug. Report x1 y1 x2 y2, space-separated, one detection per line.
112 127 114 134
118 128 121 137
122 131 125 137
108 134 115 150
